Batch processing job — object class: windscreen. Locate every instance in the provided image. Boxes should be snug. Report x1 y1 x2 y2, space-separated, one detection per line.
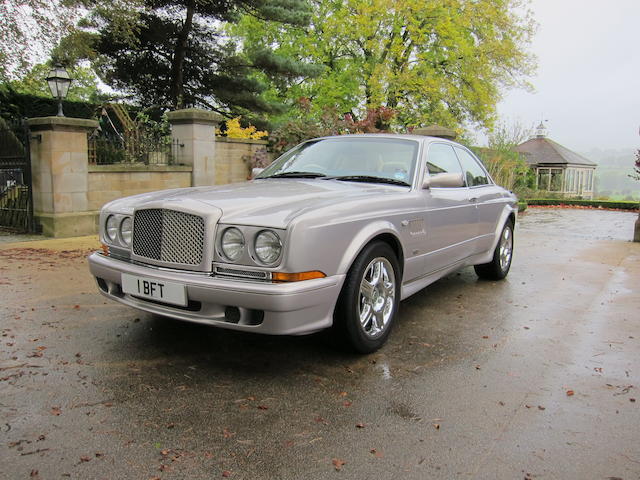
257 137 419 184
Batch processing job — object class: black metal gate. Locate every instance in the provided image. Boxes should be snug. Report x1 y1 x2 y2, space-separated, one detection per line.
0 118 35 232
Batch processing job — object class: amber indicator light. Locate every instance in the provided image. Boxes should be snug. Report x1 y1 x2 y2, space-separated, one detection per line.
272 271 326 282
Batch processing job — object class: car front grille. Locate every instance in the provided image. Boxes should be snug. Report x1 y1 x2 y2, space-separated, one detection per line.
133 209 205 265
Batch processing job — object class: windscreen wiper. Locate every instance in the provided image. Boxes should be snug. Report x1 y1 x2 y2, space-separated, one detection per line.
329 175 410 187
261 171 328 179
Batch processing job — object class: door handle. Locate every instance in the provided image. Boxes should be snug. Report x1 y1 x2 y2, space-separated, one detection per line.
469 197 478 203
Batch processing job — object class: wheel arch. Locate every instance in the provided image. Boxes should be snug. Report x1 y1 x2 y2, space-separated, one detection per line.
336 223 405 279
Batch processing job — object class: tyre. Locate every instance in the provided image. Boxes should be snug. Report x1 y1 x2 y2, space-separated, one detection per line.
333 241 401 353
474 219 514 280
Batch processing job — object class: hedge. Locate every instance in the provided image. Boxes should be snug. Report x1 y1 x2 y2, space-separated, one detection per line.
525 199 639 211
0 86 98 121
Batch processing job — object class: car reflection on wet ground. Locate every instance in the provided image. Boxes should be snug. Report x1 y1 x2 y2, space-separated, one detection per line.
1 207 639 479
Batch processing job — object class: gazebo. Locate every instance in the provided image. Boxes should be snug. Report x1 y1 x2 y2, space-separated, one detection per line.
515 124 597 199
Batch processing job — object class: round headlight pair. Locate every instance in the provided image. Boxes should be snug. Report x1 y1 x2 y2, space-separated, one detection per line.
220 228 282 264
105 215 132 246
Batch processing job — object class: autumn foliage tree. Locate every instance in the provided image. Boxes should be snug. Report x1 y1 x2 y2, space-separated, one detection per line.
632 149 640 182
231 0 536 130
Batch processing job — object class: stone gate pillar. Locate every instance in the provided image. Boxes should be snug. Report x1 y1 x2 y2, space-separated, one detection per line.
27 116 99 237
167 108 222 187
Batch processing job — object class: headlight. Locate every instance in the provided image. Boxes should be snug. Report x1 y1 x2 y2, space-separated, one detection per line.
254 230 282 264
221 227 245 261
105 215 118 242
120 217 132 246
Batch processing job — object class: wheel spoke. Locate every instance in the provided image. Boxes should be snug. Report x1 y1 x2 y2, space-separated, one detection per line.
359 300 372 327
360 278 375 301
370 261 382 286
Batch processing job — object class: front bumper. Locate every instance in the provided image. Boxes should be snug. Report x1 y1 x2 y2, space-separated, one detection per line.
88 252 345 335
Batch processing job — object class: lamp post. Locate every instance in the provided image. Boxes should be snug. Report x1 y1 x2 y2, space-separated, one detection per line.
45 65 72 117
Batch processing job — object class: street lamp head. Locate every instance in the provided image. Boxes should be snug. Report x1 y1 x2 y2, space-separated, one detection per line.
46 64 72 117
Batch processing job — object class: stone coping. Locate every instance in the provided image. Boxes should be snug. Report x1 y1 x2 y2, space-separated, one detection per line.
27 116 99 131
167 108 223 125
88 164 192 173
215 136 269 145
413 125 457 139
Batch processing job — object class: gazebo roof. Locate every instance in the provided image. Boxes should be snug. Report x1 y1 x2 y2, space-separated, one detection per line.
515 136 597 167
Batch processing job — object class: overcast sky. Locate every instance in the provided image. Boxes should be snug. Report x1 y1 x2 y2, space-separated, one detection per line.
497 0 640 153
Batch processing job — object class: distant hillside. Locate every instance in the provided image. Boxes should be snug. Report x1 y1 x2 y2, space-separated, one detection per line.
582 148 640 200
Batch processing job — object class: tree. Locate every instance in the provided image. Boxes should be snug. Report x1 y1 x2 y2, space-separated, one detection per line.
474 119 534 194
0 0 80 81
631 149 640 182
231 0 536 130
7 63 103 102
62 0 320 118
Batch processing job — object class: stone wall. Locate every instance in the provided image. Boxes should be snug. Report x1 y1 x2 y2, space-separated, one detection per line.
214 137 269 184
27 110 273 237
87 164 192 211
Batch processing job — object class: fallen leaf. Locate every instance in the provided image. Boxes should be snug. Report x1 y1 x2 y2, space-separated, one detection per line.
523 326 530 330
630 398 636 403
498 401 505 406
566 390 575 396
339 391 348 397
74 305 80 309
223 428 235 438
355 423 365 429
50 406 61 416
538 405 546 411
160 449 170 456
314 416 327 424
482 335 489 339
222 470 231 477
332 458 346 471
30 470 38 477
432 423 440 430
104 402 113 407
79 456 91 462
370 448 384 458
257 405 269 410
343 401 352 407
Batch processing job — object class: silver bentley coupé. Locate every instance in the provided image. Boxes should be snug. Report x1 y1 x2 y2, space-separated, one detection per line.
88 134 517 352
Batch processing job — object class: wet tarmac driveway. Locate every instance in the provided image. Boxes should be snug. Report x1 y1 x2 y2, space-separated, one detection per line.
1 208 639 479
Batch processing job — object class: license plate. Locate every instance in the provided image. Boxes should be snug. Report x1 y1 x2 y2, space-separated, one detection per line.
121 274 187 307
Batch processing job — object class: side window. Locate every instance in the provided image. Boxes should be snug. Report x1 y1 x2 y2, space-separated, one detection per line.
455 148 490 186
426 143 464 185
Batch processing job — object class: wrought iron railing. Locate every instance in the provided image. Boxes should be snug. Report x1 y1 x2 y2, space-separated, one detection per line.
88 132 182 165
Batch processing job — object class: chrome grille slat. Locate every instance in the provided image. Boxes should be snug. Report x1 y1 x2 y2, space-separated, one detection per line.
133 209 204 265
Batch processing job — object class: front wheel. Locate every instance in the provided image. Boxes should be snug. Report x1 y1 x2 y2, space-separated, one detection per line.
333 242 401 353
474 219 514 280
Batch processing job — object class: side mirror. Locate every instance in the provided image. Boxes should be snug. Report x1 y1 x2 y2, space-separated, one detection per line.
251 167 265 179
423 172 465 189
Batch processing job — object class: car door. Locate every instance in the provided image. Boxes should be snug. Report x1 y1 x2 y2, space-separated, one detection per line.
453 146 506 254
421 143 477 274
